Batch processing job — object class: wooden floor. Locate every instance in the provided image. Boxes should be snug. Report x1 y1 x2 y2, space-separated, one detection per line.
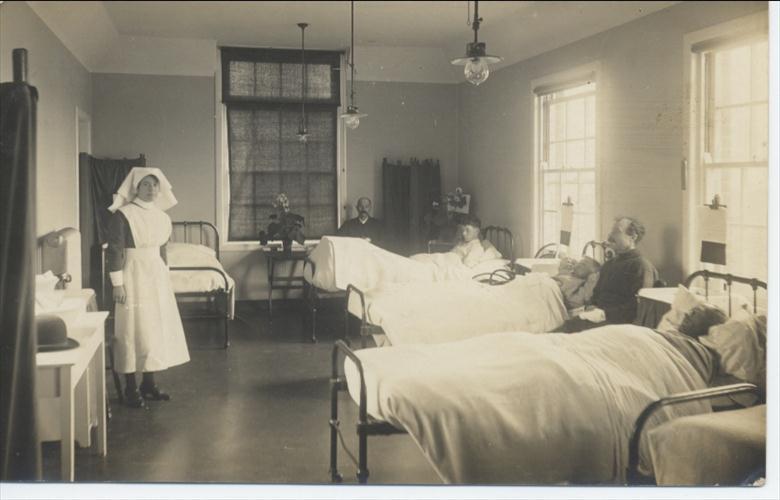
41 300 439 485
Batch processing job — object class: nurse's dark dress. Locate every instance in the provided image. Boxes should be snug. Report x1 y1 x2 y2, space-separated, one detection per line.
107 200 189 373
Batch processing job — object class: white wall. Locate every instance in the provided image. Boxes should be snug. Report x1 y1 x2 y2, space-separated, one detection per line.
1 0 92 236
91 73 216 224
456 0 769 285
345 80 459 220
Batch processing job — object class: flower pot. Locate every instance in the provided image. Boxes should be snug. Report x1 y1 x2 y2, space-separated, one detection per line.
282 238 293 253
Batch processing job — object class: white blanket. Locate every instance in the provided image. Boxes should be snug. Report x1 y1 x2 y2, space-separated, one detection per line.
344 325 710 484
167 243 235 319
303 236 507 292
348 273 567 345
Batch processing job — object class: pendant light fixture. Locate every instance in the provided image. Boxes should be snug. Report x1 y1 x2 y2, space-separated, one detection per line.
450 0 502 86
297 22 309 143
340 0 367 130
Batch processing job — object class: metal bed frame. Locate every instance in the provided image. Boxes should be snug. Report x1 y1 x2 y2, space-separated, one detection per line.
329 339 405 483
345 227 515 347
332 269 767 485
302 257 346 343
169 221 231 349
101 221 231 351
626 269 767 484
534 240 614 261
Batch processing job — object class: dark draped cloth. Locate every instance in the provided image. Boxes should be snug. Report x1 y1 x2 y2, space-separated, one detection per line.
409 159 440 254
382 158 441 256
382 160 411 255
78 154 145 305
0 76 41 480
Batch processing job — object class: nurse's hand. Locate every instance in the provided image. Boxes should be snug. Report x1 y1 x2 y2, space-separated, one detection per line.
113 285 126 304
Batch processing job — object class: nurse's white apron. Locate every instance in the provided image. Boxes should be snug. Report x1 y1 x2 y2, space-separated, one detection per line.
114 203 190 373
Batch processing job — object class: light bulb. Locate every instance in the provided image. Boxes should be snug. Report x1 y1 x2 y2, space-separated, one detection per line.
297 131 308 143
464 58 489 86
345 115 360 130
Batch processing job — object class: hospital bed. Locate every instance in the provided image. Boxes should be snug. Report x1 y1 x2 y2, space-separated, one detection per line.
303 226 515 343
101 221 234 349
626 270 767 485
343 237 606 348
328 270 767 485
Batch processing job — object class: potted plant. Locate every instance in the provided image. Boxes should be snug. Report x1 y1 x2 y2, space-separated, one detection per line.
258 193 306 252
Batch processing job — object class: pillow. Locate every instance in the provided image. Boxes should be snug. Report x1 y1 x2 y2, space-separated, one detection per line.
699 306 766 388
656 285 706 333
480 239 503 260
167 242 217 259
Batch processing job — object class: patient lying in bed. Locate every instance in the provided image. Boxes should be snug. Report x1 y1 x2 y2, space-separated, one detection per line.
553 256 600 309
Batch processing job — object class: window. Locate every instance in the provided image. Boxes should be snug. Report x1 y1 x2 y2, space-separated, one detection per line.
693 34 768 279
535 80 597 255
221 48 341 241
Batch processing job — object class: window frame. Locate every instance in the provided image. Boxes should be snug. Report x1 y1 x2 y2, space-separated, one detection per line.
531 63 601 256
682 12 769 278
215 47 347 249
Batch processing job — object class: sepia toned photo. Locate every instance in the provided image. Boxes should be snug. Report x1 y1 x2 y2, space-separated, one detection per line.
0 1 777 499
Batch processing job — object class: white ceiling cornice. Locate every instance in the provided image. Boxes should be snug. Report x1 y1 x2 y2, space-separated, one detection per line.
25 0 680 82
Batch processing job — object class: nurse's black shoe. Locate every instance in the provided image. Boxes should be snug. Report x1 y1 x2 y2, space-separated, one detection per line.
139 383 171 401
124 389 147 409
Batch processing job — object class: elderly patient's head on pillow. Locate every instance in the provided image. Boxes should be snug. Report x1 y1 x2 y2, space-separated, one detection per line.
678 303 728 338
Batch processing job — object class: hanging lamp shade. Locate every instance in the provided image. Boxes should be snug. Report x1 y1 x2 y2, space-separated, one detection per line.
297 22 309 143
340 0 367 129
450 0 502 86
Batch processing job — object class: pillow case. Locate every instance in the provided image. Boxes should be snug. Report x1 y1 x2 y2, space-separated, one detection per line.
480 239 503 260
656 285 706 333
167 242 217 259
699 307 767 388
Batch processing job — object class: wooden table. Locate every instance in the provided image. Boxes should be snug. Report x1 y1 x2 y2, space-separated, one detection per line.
635 287 677 329
36 311 108 481
262 247 308 318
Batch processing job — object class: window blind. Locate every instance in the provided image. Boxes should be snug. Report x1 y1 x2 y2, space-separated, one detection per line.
221 47 341 241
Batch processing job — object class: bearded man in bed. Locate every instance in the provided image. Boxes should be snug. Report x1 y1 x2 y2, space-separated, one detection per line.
557 216 658 333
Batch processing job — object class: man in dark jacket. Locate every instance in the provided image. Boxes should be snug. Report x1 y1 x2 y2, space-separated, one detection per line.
337 197 384 247
558 216 658 333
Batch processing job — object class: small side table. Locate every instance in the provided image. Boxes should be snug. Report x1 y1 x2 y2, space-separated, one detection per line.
36 311 108 481
262 247 308 318
635 287 677 329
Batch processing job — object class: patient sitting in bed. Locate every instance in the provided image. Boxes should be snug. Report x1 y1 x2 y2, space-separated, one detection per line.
553 256 601 309
449 216 502 268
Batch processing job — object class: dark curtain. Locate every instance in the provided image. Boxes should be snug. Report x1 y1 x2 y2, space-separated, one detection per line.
409 158 441 254
0 65 41 480
78 154 144 304
382 158 441 256
382 159 411 255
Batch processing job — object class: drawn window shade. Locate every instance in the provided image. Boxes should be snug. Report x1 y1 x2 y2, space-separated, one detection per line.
221 48 341 241
695 35 768 279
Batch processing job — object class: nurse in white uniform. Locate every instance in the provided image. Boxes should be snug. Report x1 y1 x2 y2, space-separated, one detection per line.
107 167 190 408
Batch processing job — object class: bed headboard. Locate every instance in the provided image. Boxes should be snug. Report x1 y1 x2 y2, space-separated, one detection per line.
170 221 221 260
482 226 514 262
39 227 82 289
684 270 767 315
582 240 615 263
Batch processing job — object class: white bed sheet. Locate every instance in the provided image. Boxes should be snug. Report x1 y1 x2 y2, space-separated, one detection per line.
303 236 508 291
167 242 235 319
343 325 711 484
347 272 567 345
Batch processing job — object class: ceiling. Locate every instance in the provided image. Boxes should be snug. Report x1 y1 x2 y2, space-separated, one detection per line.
27 1 680 81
